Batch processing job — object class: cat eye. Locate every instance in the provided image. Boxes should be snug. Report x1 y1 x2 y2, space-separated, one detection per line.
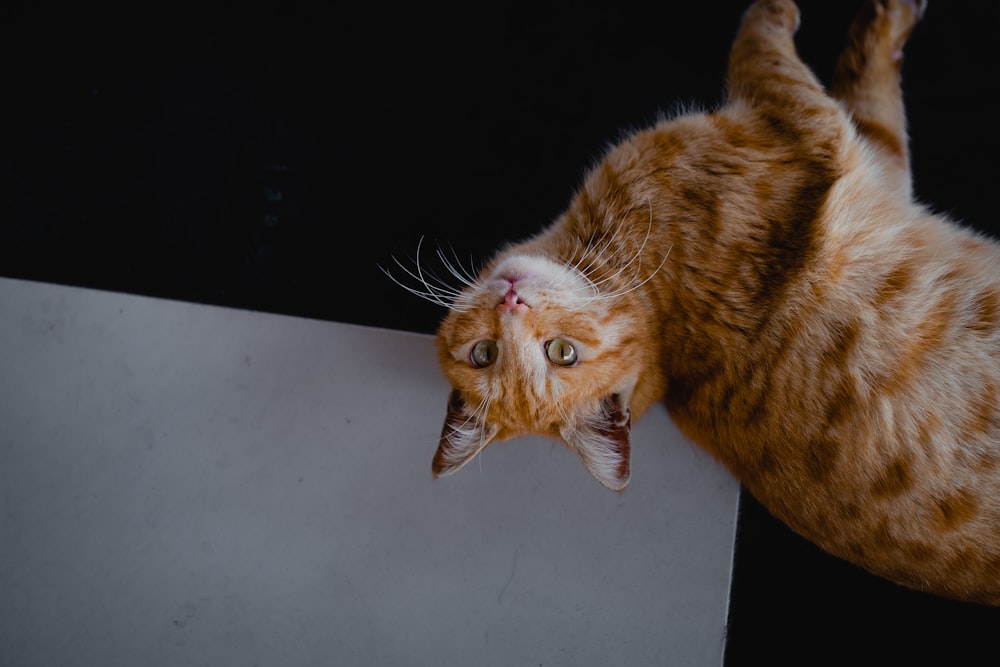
470 340 499 368
545 338 577 366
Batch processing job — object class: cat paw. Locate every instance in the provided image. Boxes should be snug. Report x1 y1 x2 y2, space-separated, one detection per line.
743 0 801 35
876 0 927 60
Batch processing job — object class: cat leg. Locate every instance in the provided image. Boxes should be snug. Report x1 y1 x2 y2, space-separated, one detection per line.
726 0 842 133
725 0 847 211
830 0 926 199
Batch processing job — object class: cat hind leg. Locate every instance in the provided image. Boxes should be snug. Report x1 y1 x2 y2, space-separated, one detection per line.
831 0 927 198
726 0 816 104
726 0 847 168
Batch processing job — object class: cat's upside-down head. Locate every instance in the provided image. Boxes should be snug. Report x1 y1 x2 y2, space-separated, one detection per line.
432 251 666 491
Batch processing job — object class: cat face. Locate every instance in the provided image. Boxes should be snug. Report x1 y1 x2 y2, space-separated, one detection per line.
433 252 652 491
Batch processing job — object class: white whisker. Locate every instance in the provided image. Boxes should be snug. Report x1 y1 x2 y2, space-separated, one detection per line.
381 236 484 313
561 202 670 304
380 263 453 308
583 201 654 292
392 255 463 300
474 392 494 474
591 243 672 301
436 245 478 288
573 228 619 282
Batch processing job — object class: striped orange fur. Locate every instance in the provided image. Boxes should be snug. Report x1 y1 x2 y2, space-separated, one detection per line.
415 0 1000 604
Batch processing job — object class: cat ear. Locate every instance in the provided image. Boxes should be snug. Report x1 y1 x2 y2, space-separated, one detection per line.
432 388 497 478
562 394 632 492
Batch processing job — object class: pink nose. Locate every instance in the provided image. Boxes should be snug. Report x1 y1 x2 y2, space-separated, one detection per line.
497 284 528 314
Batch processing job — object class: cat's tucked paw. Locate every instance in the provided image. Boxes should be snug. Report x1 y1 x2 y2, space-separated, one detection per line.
744 0 801 35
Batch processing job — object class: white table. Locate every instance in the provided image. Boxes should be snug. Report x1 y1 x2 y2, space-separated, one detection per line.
0 277 739 666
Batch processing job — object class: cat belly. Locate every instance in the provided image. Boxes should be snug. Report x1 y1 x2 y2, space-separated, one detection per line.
749 464 1000 606
672 376 1000 605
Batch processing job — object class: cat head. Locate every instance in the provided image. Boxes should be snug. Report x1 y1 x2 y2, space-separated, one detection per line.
431 250 660 491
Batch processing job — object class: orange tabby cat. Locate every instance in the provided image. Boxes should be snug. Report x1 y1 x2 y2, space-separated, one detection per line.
407 0 1000 604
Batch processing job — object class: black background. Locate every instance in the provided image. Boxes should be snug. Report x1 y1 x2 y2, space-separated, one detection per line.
3 1 999 664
